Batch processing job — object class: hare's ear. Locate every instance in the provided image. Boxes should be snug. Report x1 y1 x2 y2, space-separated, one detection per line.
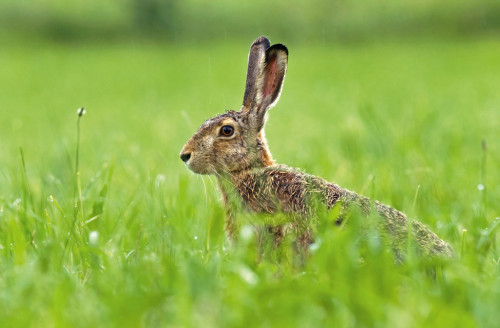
244 44 288 132
242 36 271 109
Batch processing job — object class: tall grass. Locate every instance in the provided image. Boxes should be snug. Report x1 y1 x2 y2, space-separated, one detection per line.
0 38 499 327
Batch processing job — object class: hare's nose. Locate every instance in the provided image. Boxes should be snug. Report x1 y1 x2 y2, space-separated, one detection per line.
180 152 191 163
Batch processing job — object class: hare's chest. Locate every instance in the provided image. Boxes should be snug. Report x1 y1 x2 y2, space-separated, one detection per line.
232 177 279 214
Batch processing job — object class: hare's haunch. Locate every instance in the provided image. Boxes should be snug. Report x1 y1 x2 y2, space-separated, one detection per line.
180 36 453 258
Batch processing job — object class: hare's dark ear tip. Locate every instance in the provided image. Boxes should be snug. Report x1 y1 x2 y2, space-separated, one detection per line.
266 44 288 60
252 36 271 47
269 43 288 56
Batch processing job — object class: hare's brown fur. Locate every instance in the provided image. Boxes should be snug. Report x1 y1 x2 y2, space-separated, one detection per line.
180 36 453 258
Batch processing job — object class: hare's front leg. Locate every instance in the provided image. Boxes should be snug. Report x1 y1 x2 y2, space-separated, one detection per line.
219 187 239 244
224 211 239 244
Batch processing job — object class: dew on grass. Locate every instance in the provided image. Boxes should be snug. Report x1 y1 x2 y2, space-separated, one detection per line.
240 225 253 241
155 174 166 187
238 265 258 286
89 231 99 247
309 237 322 252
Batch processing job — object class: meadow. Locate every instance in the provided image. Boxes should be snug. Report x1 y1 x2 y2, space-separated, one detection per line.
0 37 499 327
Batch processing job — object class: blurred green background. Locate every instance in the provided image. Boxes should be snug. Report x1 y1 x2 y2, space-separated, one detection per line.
1 1 500 327
0 0 500 42
1 0 500 42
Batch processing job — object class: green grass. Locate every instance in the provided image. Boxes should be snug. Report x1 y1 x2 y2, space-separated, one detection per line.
0 37 499 327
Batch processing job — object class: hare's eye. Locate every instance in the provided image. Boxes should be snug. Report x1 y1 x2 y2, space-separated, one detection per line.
220 125 234 137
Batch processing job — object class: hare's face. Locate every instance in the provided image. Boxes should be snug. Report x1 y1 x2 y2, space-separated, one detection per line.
180 111 254 175
179 36 287 176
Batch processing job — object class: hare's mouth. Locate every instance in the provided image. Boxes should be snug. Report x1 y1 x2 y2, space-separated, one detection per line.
180 152 212 175
186 163 212 175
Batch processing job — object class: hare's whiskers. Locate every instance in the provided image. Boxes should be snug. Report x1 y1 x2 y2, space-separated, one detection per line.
207 175 217 189
200 175 208 208
213 168 233 185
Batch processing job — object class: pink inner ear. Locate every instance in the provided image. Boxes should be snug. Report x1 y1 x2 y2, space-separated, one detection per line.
263 56 279 98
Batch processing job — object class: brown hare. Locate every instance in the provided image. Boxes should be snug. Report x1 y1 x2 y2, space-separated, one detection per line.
180 36 453 259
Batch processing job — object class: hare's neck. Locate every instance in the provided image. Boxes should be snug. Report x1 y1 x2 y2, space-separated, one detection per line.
254 131 274 167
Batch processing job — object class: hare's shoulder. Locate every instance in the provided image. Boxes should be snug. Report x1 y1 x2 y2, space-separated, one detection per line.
242 165 346 210
249 164 313 190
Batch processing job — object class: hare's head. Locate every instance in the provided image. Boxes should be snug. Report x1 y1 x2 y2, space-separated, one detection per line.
180 36 288 175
